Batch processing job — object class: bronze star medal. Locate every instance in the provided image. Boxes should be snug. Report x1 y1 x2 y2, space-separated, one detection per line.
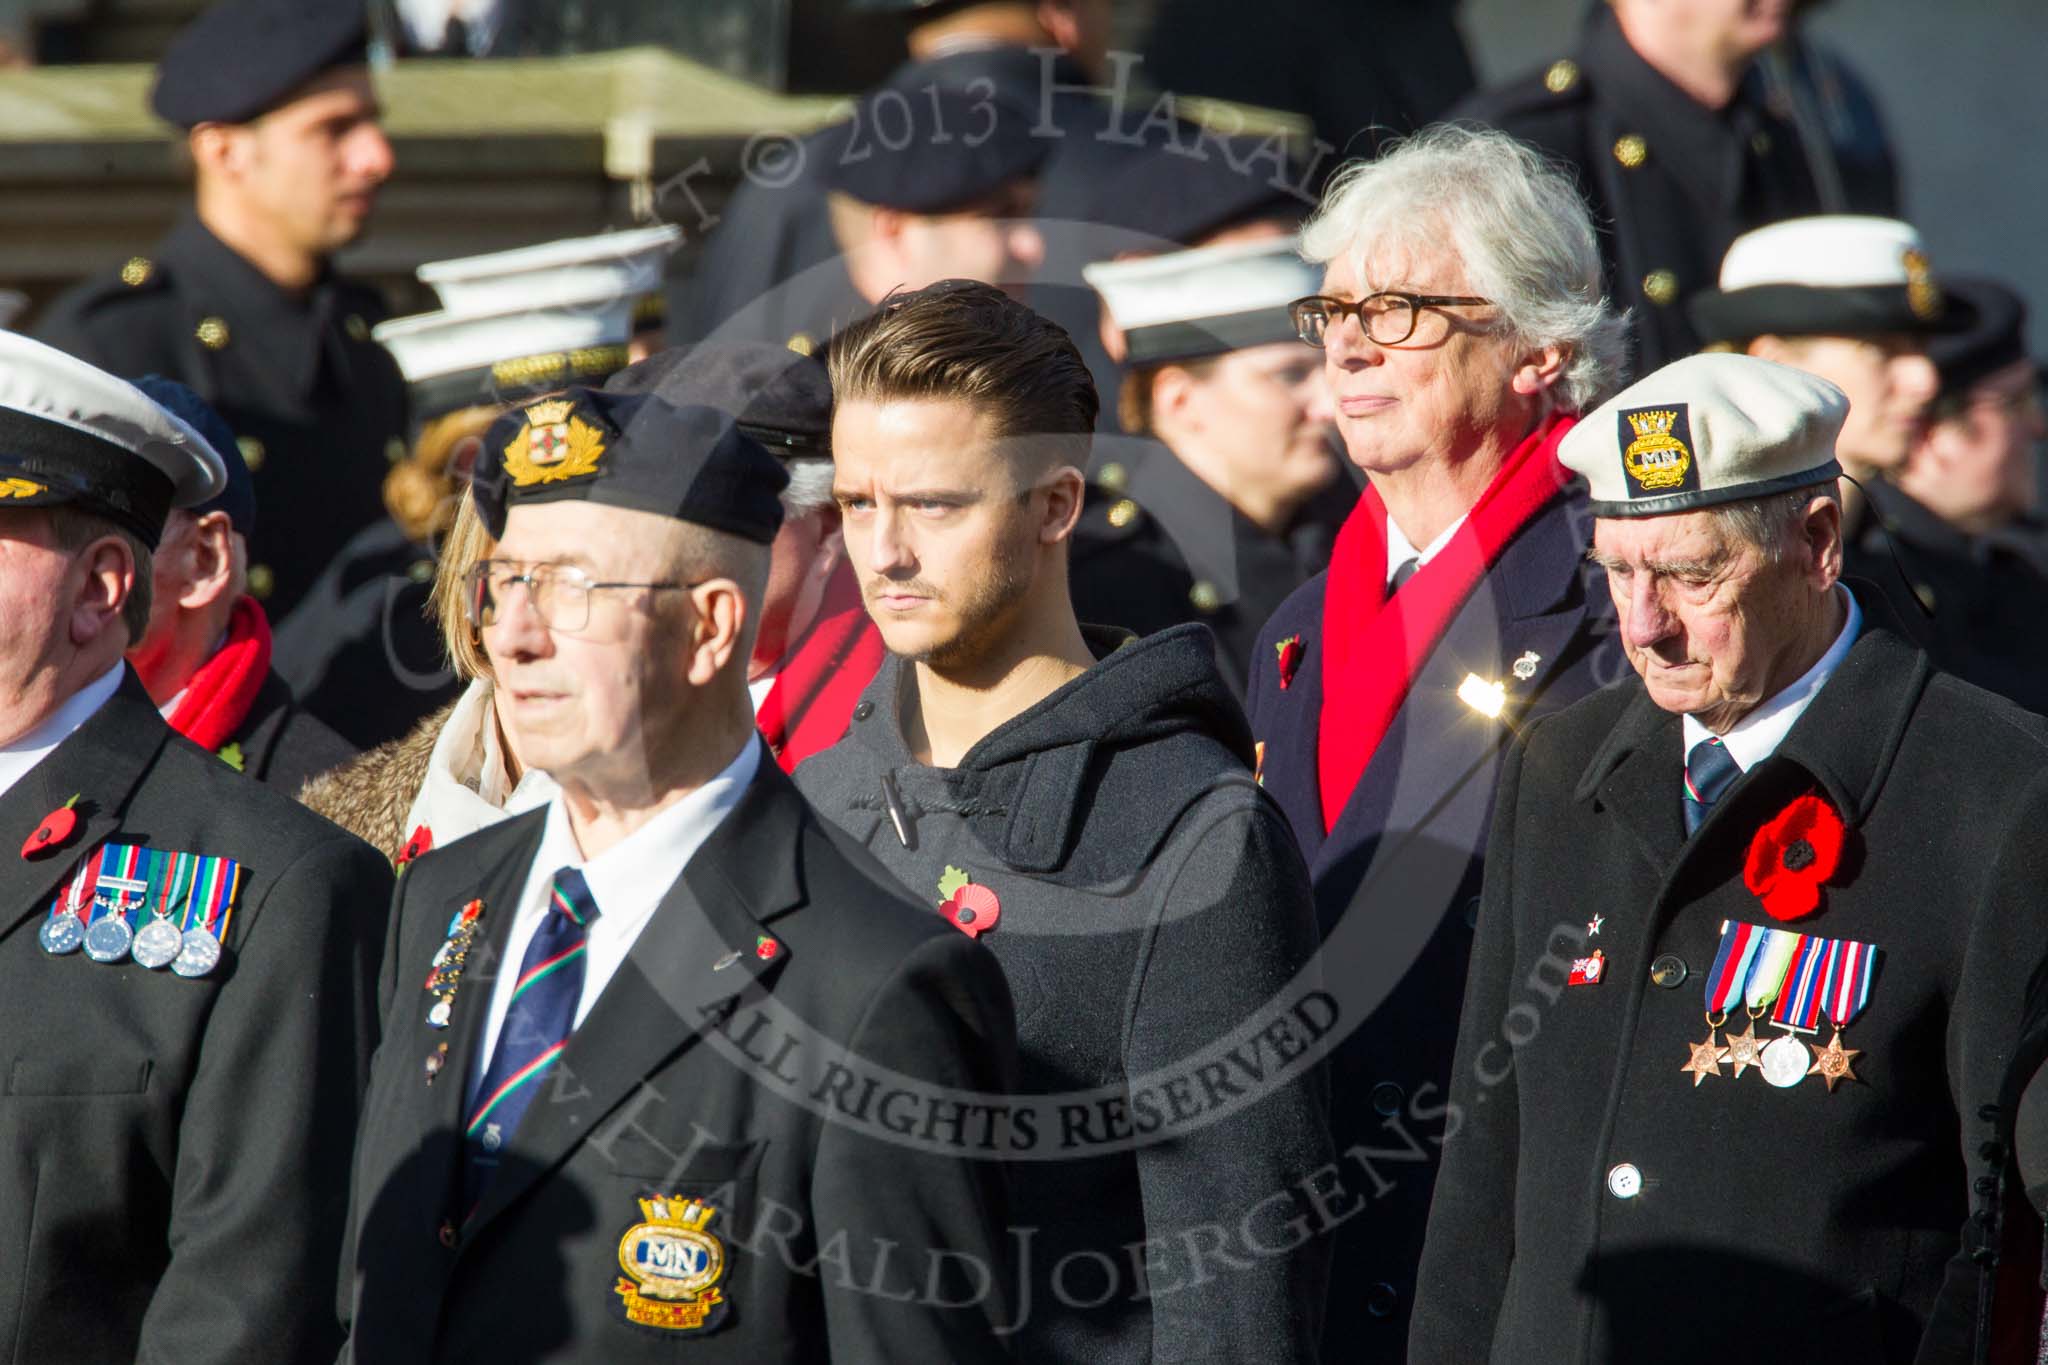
1807 1029 1861 1091
1722 1021 1769 1078
1681 1032 1729 1087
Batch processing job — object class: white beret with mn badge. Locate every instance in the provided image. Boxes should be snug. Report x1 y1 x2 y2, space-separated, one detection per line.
1560 353 1848 517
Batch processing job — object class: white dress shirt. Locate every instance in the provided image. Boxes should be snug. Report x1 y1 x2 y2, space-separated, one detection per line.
0 662 124 801
472 734 763 1078
1384 511 1469 586
1681 586 1862 773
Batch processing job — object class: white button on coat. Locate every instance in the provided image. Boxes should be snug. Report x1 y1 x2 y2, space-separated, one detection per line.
1606 1163 1643 1199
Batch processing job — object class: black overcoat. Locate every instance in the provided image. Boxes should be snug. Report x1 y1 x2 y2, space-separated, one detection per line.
1412 621 2048 1364
338 756 1021 1364
0 672 389 1363
1244 489 1621 1358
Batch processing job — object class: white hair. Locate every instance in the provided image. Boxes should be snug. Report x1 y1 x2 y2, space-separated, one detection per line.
1712 483 1839 563
781 457 836 518
1299 123 1629 414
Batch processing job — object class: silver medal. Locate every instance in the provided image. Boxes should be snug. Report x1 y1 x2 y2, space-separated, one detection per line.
171 927 222 978
1760 1032 1810 1089
83 915 134 963
39 912 85 955
131 917 184 969
427 999 452 1029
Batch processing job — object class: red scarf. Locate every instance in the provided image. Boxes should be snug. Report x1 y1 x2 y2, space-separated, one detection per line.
757 562 885 773
1317 413 1578 833
166 595 273 755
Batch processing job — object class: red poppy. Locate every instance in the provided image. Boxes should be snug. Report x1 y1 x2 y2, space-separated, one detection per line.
941 882 1002 939
397 824 434 866
756 935 780 960
20 794 81 860
1275 635 1305 691
1743 794 1845 921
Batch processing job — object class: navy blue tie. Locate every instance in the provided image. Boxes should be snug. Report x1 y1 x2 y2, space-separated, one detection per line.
1683 736 1741 835
462 866 599 1211
1389 557 1420 595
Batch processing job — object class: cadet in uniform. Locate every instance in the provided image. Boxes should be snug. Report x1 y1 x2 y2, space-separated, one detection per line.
338 389 1018 1363
34 0 408 621
1452 0 1829 371
0 333 390 1363
1085 236 1346 697
1412 354 2046 1363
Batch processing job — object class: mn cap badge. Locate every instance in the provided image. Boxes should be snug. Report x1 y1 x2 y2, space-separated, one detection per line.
614 1196 731 1334
1619 405 1699 499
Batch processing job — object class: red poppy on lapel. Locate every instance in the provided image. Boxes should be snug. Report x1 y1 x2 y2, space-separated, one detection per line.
1743 794 1845 921
1275 635 1305 690
21 794 81 860
397 824 434 867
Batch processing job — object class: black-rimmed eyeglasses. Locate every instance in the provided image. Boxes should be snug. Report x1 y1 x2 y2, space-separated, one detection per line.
1288 292 1493 348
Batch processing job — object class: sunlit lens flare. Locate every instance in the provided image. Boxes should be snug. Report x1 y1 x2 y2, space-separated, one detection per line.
1457 673 1507 720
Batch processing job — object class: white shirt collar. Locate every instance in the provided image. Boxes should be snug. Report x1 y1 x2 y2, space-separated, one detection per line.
484 734 763 1043
1384 511 1469 586
0 662 126 802
1682 587 1862 772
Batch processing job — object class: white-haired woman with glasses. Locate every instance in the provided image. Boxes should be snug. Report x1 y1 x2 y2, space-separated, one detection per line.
1240 122 1629 1355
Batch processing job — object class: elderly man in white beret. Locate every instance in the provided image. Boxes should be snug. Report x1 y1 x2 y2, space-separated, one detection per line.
1412 352 2048 1364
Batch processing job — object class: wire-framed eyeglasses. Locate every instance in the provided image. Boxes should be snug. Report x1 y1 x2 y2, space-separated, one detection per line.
464 559 689 632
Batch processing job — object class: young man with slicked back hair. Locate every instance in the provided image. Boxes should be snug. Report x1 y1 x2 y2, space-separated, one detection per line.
798 279 1333 1364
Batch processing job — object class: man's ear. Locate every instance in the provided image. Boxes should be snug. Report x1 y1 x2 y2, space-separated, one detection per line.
1040 464 1087 546
1803 494 1844 590
179 511 240 610
685 579 750 686
188 122 251 183
71 534 135 649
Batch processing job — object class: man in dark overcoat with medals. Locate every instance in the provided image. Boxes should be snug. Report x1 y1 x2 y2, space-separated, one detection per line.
0 333 391 1363
1411 352 2048 1364
337 389 1019 1362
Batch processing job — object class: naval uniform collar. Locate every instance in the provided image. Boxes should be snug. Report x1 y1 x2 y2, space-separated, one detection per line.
1581 6 1753 210
1860 475 1979 562
165 213 340 402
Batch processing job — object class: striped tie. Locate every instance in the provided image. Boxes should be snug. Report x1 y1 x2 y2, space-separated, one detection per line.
462 867 599 1211
1682 736 1742 836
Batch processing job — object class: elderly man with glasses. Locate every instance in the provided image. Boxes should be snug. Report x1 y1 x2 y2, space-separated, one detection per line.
338 388 1019 1365
1242 124 1628 1359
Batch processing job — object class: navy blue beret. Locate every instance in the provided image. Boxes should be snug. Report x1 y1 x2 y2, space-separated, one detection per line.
132 376 256 540
603 343 831 457
817 86 1048 213
1077 136 1313 245
151 0 368 129
471 389 789 544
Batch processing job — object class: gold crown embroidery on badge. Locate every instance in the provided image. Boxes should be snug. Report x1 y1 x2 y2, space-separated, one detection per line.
0 476 47 499
1902 247 1942 321
613 1196 728 1332
1623 407 1692 491
502 398 607 488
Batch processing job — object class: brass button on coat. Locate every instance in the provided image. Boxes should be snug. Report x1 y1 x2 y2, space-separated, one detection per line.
1612 134 1647 169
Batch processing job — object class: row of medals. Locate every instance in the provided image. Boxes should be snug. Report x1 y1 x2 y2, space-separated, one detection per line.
1687 1011 1858 1090
38 892 222 977
421 903 484 1086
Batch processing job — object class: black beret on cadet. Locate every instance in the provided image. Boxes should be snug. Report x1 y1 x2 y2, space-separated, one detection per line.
604 343 832 458
1928 277 2034 399
817 86 1048 213
470 388 789 544
151 0 368 129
